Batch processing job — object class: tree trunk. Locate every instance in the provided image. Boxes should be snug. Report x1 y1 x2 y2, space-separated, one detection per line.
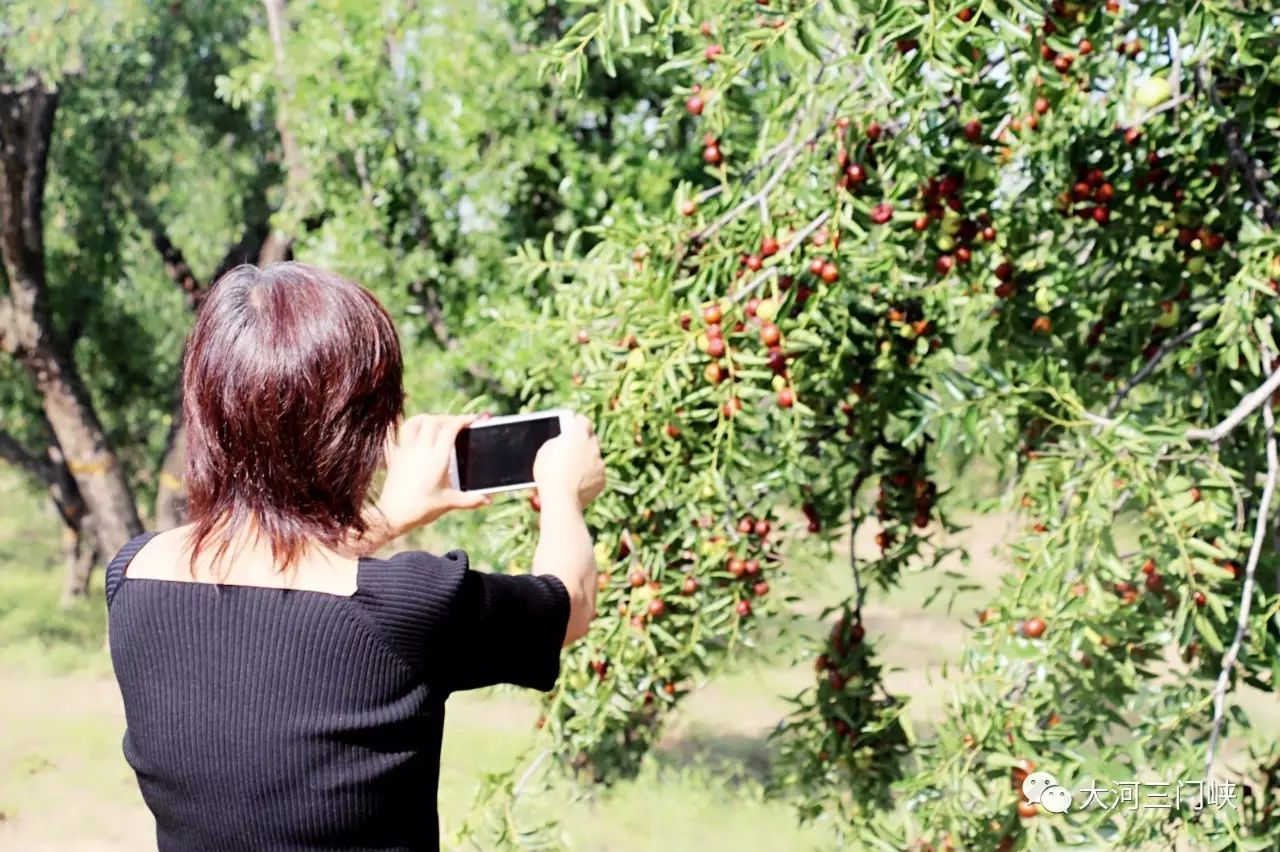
0 78 143 564
261 0 306 264
154 410 188 530
45 433 100 605
59 514 97 607
0 423 99 605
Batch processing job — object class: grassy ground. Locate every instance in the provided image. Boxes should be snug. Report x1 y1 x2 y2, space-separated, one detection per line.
0 473 1272 850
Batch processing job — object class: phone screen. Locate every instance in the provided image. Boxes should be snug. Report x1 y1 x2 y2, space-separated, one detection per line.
455 416 562 491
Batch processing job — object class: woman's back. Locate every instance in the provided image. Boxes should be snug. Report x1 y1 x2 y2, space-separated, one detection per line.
108 533 569 851
105 263 603 850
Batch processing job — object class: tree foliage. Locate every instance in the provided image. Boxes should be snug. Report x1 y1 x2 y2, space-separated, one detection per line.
493 1 1280 848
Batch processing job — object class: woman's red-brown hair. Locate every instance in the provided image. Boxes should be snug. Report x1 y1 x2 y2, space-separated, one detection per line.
183 262 404 571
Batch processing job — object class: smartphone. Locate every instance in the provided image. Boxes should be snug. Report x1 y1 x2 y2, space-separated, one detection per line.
448 409 572 494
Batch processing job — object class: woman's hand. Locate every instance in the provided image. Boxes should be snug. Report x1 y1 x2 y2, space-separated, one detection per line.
532 413 605 509
371 413 490 540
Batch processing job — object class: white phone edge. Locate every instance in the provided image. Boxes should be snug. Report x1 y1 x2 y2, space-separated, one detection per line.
447 408 574 494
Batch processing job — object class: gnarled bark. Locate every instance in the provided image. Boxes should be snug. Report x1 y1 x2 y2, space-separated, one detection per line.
0 78 142 566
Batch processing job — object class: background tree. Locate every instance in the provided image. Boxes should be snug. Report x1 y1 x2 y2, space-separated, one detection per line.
1 0 679 599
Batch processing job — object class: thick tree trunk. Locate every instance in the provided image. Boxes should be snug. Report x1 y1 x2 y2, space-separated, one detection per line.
0 79 143 564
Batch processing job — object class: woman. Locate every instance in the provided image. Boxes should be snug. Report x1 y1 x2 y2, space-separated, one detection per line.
106 262 604 851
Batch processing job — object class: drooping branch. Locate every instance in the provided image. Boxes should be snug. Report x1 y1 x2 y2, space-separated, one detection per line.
0 427 54 483
1204 373 1276 777
1103 319 1208 418
0 416 88 529
1057 317 1211 519
1075 359 1280 444
0 425 99 605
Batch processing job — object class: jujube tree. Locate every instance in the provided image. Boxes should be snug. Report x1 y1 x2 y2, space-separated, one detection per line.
480 1 1280 848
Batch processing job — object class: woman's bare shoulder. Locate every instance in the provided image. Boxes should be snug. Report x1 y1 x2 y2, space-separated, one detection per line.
125 525 359 596
122 526 195 581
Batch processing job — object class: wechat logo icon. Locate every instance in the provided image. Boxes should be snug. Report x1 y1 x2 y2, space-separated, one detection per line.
1022 771 1072 814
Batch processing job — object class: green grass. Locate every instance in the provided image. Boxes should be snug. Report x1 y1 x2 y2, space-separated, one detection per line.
0 477 115 675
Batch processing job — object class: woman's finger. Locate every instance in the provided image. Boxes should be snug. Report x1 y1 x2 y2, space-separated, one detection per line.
566 413 590 440
447 489 491 510
435 414 482 453
421 416 450 449
449 413 483 437
401 413 430 445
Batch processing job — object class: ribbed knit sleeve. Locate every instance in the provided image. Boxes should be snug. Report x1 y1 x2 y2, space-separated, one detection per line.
355 549 570 694
434 566 570 693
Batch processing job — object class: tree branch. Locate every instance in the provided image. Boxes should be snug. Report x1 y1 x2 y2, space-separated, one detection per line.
1194 65 1277 229
127 191 200 305
0 421 88 529
696 122 801 207
1185 364 1280 443
1080 359 1280 444
1204 371 1276 778
689 92 845 248
695 59 837 207
849 450 876 618
1058 317 1211 519
0 427 53 483
1103 320 1207 418
692 137 807 246
209 222 272 285
731 210 831 304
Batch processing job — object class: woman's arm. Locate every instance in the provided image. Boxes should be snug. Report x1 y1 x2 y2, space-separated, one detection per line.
531 414 606 645
354 506 408 555
531 493 596 645
354 414 490 555
359 408 605 646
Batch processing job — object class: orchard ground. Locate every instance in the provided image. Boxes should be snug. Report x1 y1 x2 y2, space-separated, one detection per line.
1 473 1274 851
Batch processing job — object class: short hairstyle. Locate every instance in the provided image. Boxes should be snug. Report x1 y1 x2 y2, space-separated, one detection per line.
182 262 404 571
